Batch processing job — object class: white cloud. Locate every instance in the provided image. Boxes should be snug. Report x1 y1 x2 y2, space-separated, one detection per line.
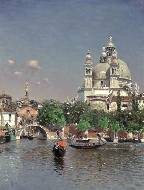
27 60 41 70
35 81 41 85
8 59 16 65
14 71 22 76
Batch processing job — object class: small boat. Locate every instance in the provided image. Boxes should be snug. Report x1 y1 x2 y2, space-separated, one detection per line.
69 138 106 149
9 129 16 141
0 136 5 144
20 135 28 139
27 135 34 140
5 132 11 142
53 145 66 157
53 139 66 157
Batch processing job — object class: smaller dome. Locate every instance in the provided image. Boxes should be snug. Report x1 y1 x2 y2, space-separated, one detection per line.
102 46 106 51
101 47 107 57
102 52 107 57
112 49 118 59
92 58 131 81
85 50 92 64
86 54 91 59
86 50 91 59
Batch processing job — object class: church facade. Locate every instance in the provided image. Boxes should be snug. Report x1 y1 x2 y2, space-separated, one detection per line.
78 36 140 112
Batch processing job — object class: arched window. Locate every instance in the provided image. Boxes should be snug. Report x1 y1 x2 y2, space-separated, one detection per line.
9 114 11 122
101 81 104 87
107 104 109 111
86 68 91 74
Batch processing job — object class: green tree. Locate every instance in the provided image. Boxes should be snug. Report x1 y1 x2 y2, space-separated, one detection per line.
111 120 122 132
37 99 66 129
62 102 72 124
114 110 129 129
77 119 91 132
79 109 99 128
110 120 122 140
127 110 144 131
127 122 139 132
98 116 109 130
62 101 91 124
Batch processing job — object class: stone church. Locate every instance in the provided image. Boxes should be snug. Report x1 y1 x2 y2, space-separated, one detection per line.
78 36 140 111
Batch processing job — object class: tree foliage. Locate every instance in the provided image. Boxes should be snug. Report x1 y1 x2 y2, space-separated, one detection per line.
62 101 91 124
110 120 122 132
127 121 141 132
98 116 109 129
37 100 65 129
77 119 91 132
38 98 144 134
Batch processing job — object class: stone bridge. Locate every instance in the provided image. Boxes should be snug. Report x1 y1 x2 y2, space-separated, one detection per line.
16 123 49 139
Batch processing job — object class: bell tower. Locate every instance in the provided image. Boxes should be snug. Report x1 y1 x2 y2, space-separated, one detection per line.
24 81 30 105
84 50 93 89
106 36 120 89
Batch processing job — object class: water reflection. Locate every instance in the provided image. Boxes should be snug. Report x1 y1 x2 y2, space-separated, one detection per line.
53 157 65 174
96 153 104 171
1 140 144 190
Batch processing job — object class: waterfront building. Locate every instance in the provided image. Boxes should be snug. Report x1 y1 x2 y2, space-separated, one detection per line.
0 109 17 128
17 82 38 125
0 93 17 128
78 36 140 111
0 93 12 108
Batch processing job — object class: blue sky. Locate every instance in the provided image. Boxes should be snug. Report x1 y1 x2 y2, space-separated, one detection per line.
0 0 144 101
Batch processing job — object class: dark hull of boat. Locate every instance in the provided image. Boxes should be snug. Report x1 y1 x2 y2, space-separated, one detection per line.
28 136 33 140
53 147 66 157
5 135 11 142
20 135 28 139
70 144 102 149
0 136 6 144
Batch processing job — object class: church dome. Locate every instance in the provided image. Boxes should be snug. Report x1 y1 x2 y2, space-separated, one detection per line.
118 59 131 80
93 59 131 80
93 62 109 79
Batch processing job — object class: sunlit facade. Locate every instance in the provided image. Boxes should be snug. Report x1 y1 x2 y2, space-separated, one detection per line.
78 36 139 111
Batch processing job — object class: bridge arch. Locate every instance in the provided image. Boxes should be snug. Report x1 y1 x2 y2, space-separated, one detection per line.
17 124 48 139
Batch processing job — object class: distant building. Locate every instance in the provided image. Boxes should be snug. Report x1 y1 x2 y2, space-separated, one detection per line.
0 110 16 128
0 93 17 128
78 36 140 111
17 82 38 125
0 93 12 108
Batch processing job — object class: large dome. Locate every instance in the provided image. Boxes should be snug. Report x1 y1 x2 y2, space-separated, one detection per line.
93 58 131 80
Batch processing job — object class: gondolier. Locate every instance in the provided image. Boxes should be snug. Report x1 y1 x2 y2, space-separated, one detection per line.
53 138 66 157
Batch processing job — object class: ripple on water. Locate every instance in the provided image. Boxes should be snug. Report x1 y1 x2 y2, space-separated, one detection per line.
1 140 144 190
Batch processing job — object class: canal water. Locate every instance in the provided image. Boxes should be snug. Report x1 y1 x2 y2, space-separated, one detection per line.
0 140 144 190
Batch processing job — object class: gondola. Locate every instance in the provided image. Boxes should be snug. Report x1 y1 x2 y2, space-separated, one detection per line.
27 135 34 140
53 145 66 157
5 132 11 142
69 138 106 149
53 139 66 157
